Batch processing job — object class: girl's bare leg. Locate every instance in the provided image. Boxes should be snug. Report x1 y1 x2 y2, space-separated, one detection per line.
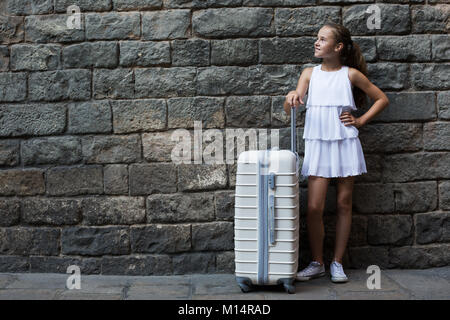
334 176 355 264
306 175 330 265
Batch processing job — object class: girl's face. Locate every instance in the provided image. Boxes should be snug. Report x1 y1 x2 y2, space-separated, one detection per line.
314 27 341 58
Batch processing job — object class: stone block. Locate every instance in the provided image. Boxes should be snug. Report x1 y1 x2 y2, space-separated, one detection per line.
344 4 410 35
0 169 45 196
129 163 177 195
82 196 145 225
276 6 340 35
168 97 225 129
431 35 450 61
172 252 215 274
172 39 209 66
390 244 450 268
376 35 431 61
415 211 450 244
22 136 82 165
142 10 190 40
147 193 215 222
0 104 66 137
382 152 450 182
46 166 103 196
410 63 450 90
104 165 129 195
82 134 141 164
111 99 166 133
375 92 436 122
225 96 271 127
215 190 234 221
6 0 53 15
135 67 196 98
131 224 191 253
22 198 82 225
93 68 134 99
367 63 409 90
437 91 450 120
113 0 161 11
25 14 85 43
0 72 26 102
0 227 60 256
411 5 450 33
63 42 118 68
30 256 101 274
62 226 130 256
0 140 19 166
11 44 60 71
29 70 91 102
119 41 170 67
368 215 413 246
0 15 24 44
260 37 315 64
68 101 112 134
424 122 450 151
211 39 258 66
178 164 227 191
85 12 140 40
0 198 20 226
54 0 112 12
193 8 274 37
101 254 171 275
358 123 422 153
191 221 234 251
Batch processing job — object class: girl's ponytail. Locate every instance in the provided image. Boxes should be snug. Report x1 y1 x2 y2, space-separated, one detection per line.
323 22 368 109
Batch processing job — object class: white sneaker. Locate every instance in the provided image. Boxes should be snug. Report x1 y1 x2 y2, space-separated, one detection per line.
330 261 348 283
296 261 325 281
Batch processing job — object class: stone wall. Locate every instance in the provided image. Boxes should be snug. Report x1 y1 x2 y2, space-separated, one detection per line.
0 0 449 275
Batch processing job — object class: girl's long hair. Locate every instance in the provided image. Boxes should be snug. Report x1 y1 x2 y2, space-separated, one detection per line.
322 22 368 109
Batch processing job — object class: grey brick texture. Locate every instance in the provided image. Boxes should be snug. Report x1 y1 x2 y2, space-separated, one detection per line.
0 1 448 275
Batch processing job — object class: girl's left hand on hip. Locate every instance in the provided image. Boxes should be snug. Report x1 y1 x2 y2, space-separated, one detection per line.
340 112 363 129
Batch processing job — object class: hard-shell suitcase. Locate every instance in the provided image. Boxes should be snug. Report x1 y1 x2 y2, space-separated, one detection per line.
234 106 300 294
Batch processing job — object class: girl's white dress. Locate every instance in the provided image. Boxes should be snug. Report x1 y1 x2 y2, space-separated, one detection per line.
301 64 367 178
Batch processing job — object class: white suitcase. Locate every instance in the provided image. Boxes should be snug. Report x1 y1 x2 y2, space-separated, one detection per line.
234 107 300 294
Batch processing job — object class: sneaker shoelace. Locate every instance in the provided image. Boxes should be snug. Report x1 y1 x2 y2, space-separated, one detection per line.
304 262 321 273
332 262 346 276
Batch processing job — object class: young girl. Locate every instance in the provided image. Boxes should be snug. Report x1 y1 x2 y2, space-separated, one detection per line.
283 22 389 283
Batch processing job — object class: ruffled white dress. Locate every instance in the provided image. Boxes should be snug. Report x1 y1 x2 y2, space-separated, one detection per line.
301 64 367 178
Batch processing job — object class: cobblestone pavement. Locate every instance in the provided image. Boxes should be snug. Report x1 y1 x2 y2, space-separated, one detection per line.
0 267 448 300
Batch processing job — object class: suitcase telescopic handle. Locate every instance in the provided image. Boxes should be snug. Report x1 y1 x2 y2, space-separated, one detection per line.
291 106 296 154
269 194 275 245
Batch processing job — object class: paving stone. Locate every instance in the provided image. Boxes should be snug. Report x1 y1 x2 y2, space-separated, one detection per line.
127 275 191 287
0 264 449 300
0 274 16 289
272 282 337 300
336 290 411 300
55 291 123 300
0 288 58 300
382 269 450 299
191 293 266 300
192 274 239 295
58 278 125 295
4 273 67 289
126 283 190 300
328 268 413 300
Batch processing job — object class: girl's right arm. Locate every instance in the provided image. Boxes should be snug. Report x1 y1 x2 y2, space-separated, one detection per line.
283 67 312 115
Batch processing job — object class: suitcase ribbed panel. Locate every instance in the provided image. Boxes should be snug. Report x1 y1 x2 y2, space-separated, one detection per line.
235 150 300 285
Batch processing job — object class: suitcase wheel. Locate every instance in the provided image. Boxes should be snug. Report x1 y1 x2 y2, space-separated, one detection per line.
239 282 253 293
283 283 296 294
236 276 253 293
278 278 296 294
